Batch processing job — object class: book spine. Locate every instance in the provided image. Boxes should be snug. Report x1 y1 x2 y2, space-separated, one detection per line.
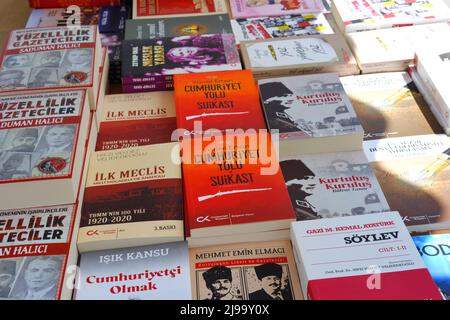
121 75 174 85
29 0 120 8
122 83 174 93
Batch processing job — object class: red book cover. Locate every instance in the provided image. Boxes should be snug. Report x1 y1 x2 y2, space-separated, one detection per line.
174 70 267 138
28 0 120 8
134 0 219 18
182 133 295 238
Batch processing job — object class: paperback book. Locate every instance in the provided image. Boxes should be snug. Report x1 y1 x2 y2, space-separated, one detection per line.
363 134 450 232
77 142 184 253
258 72 363 156
341 72 443 140
229 0 325 19
28 0 120 8
75 242 191 300
280 150 390 221
133 0 228 19
241 34 359 79
291 211 443 299
26 7 100 28
189 240 303 300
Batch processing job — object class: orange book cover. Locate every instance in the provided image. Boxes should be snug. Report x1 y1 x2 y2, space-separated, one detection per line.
182 133 295 238
174 70 267 137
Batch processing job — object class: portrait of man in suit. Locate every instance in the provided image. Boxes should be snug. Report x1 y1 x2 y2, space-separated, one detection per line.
36 125 76 154
0 260 16 298
249 263 293 300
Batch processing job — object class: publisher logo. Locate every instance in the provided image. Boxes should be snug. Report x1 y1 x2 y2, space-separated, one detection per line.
196 216 211 223
37 157 66 174
64 71 88 84
86 230 99 236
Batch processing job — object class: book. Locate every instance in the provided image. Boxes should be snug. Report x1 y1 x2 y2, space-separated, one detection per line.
122 82 175 93
121 34 242 89
182 133 296 245
258 73 363 156
241 34 359 79
346 23 450 74
173 70 267 137
133 0 228 19
414 45 450 135
125 14 233 40
291 211 443 300
99 5 130 35
231 13 334 44
413 233 450 300
77 142 184 253
280 150 390 221
75 242 191 300
363 134 450 232
331 0 450 33
341 72 443 141
28 0 120 8
0 90 91 210
96 92 177 151
0 26 103 110
229 0 324 19
26 7 101 28
189 240 303 300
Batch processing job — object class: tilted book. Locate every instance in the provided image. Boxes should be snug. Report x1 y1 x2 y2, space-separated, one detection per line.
121 34 242 88
77 142 184 253
331 0 450 33
341 72 443 141
132 0 228 19
415 45 450 135
229 0 324 19
280 150 390 221
189 240 303 300
364 134 450 232
125 14 233 40
291 211 444 300
0 90 91 210
28 0 119 8
258 73 363 156
173 70 267 137
241 34 359 79
75 242 191 300
413 233 450 300
182 133 295 244
346 23 450 74
0 26 103 110
26 7 101 28
231 13 334 44
96 92 177 151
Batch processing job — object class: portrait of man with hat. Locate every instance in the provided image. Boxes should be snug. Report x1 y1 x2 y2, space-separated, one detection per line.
249 263 293 300
0 260 17 298
201 266 242 300
0 153 30 180
6 128 39 152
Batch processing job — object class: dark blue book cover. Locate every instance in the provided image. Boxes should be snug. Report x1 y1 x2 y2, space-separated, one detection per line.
99 5 130 34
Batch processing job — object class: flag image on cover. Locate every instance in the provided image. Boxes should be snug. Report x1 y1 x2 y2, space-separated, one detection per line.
75 242 191 300
132 0 228 19
341 72 443 141
291 211 444 300
364 134 450 232
413 233 450 300
240 34 359 79
182 133 295 246
189 240 303 300
231 13 334 44
77 142 184 253
95 92 177 151
331 0 450 33
0 90 91 210
280 151 390 221
0 204 78 300
258 73 363 156
0 26 103 110
173 70 267 137
229 0 325 19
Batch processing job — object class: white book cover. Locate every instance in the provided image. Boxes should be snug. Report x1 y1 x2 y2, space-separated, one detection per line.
75 242 191 300
333 0 450 32
258 73 363 140
280 150 390 221
291 211 443 299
